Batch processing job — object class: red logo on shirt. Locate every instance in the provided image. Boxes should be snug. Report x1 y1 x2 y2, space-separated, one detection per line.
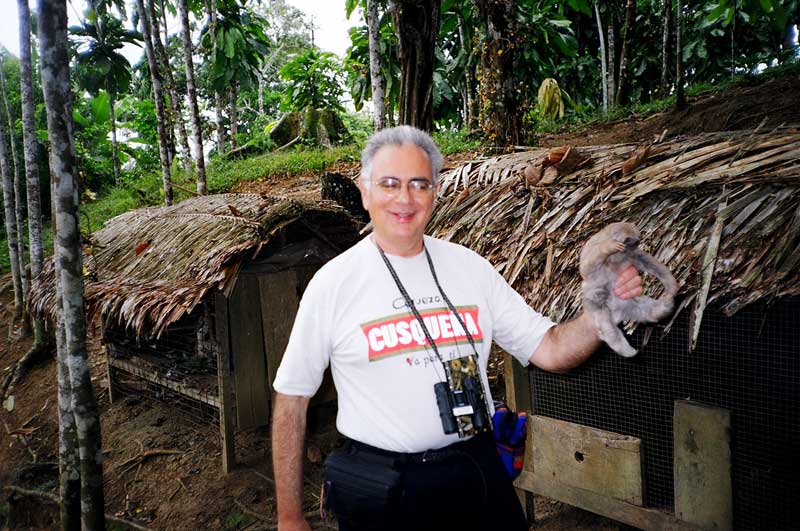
361 306 483 361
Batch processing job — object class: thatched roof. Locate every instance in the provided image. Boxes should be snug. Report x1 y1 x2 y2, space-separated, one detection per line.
429 127 800 329
31 194 360 337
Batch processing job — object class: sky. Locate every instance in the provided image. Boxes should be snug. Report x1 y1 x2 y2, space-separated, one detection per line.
0 0 356 62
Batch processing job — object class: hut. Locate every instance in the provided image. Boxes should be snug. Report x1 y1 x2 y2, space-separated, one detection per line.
31 194 362 472
429 127 800 530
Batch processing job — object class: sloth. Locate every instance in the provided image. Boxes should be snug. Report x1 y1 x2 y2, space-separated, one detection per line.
579 222 678 357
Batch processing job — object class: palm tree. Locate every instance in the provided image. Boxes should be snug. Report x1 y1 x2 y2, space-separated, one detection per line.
39 1 106 528
70 11 141 187
136 0 173 204
0 78 23 324
178 0 207 193
0 54 29 327
18 0 48 361
366 0 386 131
201 0 270 151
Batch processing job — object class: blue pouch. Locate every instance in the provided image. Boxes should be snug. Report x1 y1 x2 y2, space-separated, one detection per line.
492 405 528 480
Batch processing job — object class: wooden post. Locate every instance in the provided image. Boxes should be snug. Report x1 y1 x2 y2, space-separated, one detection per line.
674 400 732 530
504 352 535 522
104 345 117 404
215 289 236 474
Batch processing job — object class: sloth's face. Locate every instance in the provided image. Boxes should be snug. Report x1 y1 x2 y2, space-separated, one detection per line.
610 223 641 249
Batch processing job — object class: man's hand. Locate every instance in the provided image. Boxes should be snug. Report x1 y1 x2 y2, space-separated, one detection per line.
613 264 643 299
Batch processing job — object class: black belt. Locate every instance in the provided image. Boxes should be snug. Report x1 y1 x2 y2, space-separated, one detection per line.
344 431 492 465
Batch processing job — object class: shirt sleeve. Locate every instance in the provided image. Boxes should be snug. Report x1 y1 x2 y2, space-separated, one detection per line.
272 272 332 397
485 262 556 367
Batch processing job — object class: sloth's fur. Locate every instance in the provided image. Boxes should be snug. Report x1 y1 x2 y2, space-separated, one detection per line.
580 222 678 357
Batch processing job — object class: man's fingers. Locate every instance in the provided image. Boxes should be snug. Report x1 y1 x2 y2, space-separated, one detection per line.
614 265 643 299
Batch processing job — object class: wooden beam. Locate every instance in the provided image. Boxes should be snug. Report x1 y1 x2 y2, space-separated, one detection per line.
674 400 732 530
107 357 219 408
215 289 236 474
516 470 701 531
531 416 644 506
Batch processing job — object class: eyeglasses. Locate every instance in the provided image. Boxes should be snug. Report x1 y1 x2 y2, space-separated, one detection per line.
370 177 435 195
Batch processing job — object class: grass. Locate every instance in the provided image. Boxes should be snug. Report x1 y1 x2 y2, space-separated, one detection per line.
206 144 361 192
433 129 483 155
0 144 365 275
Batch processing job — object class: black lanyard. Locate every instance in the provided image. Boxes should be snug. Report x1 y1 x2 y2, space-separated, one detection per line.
375 240 480 369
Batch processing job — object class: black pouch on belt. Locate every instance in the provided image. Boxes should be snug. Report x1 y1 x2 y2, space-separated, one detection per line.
322 444 403 527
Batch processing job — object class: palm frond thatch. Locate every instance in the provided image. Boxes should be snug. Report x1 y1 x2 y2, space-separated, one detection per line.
429 128 800 327
30 194 360 337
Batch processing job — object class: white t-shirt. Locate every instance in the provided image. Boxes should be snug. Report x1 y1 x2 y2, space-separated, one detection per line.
273 235 555 453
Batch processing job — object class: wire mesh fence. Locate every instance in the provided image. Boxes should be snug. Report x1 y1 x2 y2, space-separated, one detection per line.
529 297 800 530
103 303 225 426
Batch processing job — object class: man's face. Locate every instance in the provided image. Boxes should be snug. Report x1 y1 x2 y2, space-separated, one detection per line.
359 143 437 256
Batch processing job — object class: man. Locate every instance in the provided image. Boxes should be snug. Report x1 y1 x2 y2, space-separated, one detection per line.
272 126 642 531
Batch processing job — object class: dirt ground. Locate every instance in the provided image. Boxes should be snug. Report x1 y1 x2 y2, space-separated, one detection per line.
538 70 800 148
2 70 797 530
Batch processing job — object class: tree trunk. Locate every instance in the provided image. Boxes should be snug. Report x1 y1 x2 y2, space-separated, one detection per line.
594 1 608 113
675 0 686 110
0 79 23 322
0 56 29 318
456 8 476 129
108 82 121 186
257 72 264 115
475 0 520 146
208 0 227 152
55 274 80 531
390 0 440 132
367 0 386 131
178 0 207 194
607 14 616 110
215 91 226 152
38 2 106 530
229 82 238 150
137 0 173 205
660 0 671 98
614 0 636 107
150 0 193 174
18 0 47 351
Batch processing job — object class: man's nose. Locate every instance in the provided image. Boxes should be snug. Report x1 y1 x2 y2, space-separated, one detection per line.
394 182 414 202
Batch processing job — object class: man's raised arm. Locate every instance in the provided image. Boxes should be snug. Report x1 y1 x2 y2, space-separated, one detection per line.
272 393 312 531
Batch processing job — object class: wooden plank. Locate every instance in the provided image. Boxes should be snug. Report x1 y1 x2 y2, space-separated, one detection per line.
531 416 644 506
674 400 732 530
215 289 236 474
259 270 299 396
516 470 701 531
230 275 270 429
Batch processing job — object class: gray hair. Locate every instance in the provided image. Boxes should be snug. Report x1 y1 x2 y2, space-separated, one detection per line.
360 125 444 185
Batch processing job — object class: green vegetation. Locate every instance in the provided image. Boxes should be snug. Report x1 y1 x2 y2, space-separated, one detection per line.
207 144 361 191
433 129 483 155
